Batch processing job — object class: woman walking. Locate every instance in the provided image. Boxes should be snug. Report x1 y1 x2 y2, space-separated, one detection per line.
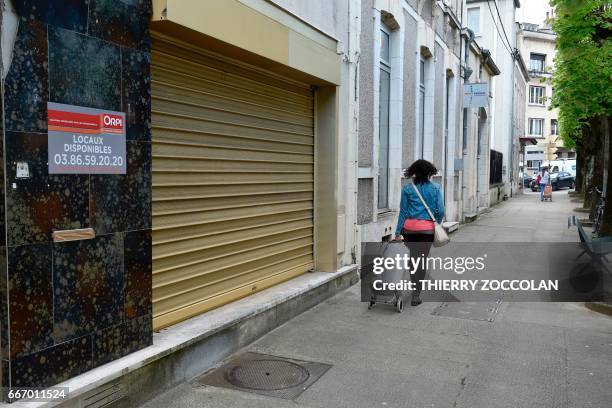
394 159 445 306
539 168 550 201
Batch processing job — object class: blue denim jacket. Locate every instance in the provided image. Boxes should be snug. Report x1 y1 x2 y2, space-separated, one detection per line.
395 181 445 235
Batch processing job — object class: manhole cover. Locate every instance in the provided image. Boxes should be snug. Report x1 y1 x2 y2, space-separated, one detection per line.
225 359 310 390
195 352 331 400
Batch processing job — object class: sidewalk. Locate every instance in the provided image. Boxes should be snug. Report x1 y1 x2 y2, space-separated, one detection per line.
141 190 612 408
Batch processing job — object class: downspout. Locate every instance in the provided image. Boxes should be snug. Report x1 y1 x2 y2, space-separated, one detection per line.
461 28 475 219
348 0 360 265
477 106 481 213
444 73 450 205
508 49 516 198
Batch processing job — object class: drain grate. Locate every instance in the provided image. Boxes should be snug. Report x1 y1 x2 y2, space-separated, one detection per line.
432 300 502 322
195 352 331 400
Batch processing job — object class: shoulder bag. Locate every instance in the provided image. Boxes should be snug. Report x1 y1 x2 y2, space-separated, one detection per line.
411 182 450 247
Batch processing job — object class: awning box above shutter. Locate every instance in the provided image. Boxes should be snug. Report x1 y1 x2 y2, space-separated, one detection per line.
151 0 342 86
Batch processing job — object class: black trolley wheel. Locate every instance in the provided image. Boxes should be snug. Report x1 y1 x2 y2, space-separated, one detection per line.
396 298 403 313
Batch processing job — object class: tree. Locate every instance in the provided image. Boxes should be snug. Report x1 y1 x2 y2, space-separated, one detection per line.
550 0 612 235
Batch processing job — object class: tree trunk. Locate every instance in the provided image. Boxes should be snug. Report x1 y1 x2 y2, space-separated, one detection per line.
575 141 583 194
587 118 605 220
598 116 612 236
583 121 600 212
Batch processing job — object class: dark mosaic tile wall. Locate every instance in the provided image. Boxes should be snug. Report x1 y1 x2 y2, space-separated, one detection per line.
1 0 152 390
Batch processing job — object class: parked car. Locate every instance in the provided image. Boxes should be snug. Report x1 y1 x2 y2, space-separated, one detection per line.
530 174 539 191
550 171 575 190
521 173 534 188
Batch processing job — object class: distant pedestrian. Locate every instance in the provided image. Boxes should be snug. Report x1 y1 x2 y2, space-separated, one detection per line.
540 168 550 201
394 159 444 306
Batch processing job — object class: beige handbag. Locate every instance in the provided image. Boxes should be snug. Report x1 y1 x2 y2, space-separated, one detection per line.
411 182 450 247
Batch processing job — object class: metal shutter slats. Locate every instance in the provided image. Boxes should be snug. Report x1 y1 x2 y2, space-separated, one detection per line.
151 36 314 330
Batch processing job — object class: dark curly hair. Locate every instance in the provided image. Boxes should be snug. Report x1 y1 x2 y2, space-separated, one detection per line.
404 159 438 185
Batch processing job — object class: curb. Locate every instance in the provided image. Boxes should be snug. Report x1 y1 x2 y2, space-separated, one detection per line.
585 302 612 317
573 207 590 213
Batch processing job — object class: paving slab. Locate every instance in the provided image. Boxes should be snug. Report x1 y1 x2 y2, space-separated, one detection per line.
140 192 612 408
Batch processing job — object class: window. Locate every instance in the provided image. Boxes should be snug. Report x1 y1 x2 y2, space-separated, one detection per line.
419 59 426 158
528 118 544 136
529 86 545 105
490 150 503 184
530 53 546 72
527 160 542 168
551 119 559 135
467 7 480 34
378 26 391 209
527 150 544 155
380 29 390 64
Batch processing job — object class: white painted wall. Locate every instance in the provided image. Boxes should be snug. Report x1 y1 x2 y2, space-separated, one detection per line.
466 0 518 198
268 0 359 267
359 0 465 243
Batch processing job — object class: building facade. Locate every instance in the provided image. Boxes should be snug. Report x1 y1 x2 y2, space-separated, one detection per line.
461 37 498 217
0 0 528 398
518 20 573 173
0 0 358 393
1 0 154 390
465 0 523 201
357 0 465 241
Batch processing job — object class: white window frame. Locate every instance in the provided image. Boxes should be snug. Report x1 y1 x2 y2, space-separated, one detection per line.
528 118 544 137
418 58 426 158
467 7 481 36
529 86 546 105
377 24 392 210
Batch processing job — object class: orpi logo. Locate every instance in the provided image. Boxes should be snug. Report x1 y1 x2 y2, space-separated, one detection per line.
102 114 123 128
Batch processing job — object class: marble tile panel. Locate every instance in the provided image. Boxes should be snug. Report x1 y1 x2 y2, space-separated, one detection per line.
52 234 124 342
48 26 121 111
3 18 48 133
5 132 89 246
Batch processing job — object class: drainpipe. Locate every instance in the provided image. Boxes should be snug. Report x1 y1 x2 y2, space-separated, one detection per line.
348 0 360 264
461 28 474 219
444 73 450 206
508 49 517 198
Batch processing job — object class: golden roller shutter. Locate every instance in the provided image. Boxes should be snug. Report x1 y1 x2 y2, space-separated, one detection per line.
151 36 314 330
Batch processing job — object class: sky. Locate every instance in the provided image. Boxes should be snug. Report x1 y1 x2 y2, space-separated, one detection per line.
516 0 555 25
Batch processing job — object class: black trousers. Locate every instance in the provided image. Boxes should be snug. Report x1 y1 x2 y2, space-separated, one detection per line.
401 231 434 293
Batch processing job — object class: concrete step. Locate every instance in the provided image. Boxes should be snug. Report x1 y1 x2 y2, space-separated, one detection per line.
585 301 612 316
464 213 478 223
443 221 459 233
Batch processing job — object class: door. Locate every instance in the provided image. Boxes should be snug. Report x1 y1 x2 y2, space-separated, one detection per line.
150 35 315 329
